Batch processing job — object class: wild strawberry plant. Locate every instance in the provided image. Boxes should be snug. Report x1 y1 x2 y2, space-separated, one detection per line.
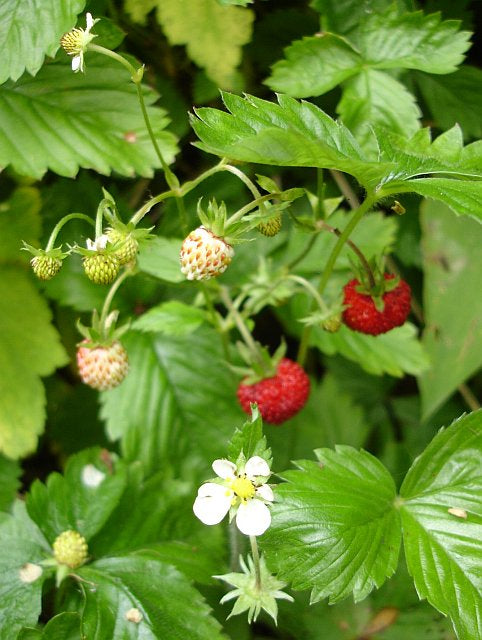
0 1 481 638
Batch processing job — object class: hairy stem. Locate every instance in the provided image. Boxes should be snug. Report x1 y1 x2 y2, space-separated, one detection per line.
249 535 262 590
99 268 133 332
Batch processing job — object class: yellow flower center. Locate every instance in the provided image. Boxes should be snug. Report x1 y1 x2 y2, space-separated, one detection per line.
231 476 255 501
60 28 86 55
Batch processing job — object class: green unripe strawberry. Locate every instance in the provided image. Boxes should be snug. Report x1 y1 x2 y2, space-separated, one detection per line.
258 214 282 237
31 255 62 280
322 313 342 333
53 530 88 568
106 228 139 265
83 253 120 284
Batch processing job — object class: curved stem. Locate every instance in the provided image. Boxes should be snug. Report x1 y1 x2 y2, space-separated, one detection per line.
220 286 262 362
287 275 328 314
226 193 276 227
201 283 230 362
129 190 176 226
297 193 376 365
88 43 179 192
249 536 262 590
224 165 262 200
99 268 133 331
45 214 95 251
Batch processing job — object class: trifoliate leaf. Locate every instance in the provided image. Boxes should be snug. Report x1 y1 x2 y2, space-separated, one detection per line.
143 0 254 88
26 448 127 542
0 57 178 179
265 447 401 603
400 411 482 639
266 34 361 98
418 200 482 418
0 0 85 84
357 8 471 74
0 502 50 640
77 552 226 640
337 70 421 150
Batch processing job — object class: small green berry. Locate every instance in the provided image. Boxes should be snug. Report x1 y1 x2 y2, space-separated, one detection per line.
258 215 282 237
322 314 342 333
31 255 62 280
83 253 120 284
106 228 139 265
53 530 88 568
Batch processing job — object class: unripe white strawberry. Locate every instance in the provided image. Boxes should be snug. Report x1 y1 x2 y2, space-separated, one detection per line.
77 340 128 391
180 226 234 281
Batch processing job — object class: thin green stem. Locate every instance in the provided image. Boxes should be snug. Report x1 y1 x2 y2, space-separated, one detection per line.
226 193 275 227
286 233 318 271
130 190 176 226
287 275 328 313
99 268 132 332
201 283 230 361
174 196 188 235
95 202 105 239
249 536 262 590
45 214 95 251
220 286 261 362
224 165 262 199
297 193 377 365
315 169 326 220
179 159 228 194
88 43 179 192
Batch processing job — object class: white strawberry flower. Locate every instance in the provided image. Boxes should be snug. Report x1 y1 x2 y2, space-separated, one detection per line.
60 13 99 73
86 234 109 251
193 456 274 536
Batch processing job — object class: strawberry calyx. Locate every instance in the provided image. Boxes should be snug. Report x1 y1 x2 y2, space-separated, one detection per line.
350 258 401 312
77 308 129 349
232 341 286 385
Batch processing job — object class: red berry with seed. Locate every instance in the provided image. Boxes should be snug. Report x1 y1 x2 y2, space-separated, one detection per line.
77 340 129 391
237 358 310 425
342 274 411 336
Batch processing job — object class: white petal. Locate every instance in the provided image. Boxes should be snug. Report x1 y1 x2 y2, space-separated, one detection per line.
72 55 82 72
256 484 274 502
212 459 237 479
86 12 94 30
235 499 271 536
86 237 95 250
193 483 232 525
245 456 270 479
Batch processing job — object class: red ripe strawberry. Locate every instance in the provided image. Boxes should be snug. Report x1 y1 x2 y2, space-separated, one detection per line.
342 274 411 336
77 340 128 391
237 358 310 425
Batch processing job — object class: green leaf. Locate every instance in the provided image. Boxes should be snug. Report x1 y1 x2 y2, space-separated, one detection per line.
133 300 206 336
0 455 21 511
310 0 398 35
416 66 482 140
137 237 184 283
217 0 252 5
0 268 68 458
0 57 178 179
77 552 226 639
357 9 471 74
418 200 482 418
139 0 254 88
397 177 482 222
265 34 361 98
19 613 82 640
265 447 401 603
268 375 371 471
311 321 430 378
0 501 50 640
400 411 482 639
337 70 421 150
26 448 127 542
192 92 389 188
0 187 42 262
100 329 244 472
0 0 85 84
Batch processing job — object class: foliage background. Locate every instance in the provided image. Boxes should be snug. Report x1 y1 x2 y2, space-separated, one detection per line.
0 0 480 638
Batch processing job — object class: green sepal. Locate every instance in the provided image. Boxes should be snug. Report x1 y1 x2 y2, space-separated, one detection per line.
76 310 130 347
21 242 69 261
235 340 286 384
